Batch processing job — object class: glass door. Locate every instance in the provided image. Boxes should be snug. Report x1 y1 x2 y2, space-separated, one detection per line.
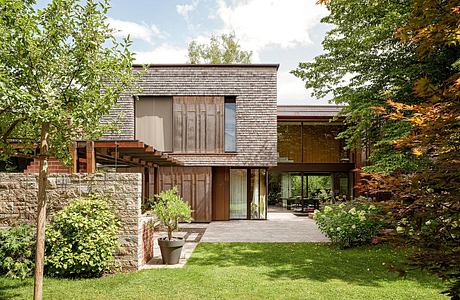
230 169 247 219
250 169 267 219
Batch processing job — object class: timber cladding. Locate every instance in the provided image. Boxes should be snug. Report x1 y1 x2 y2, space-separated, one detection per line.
173 96 224 153
101 65 278 167
158 166 212 222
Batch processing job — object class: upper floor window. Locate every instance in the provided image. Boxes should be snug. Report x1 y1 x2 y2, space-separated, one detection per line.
135 95 237 154
135 96 173 152
224 96 236 152
277 121 345 163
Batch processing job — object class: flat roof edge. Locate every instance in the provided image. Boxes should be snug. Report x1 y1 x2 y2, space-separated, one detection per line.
132 63 280 70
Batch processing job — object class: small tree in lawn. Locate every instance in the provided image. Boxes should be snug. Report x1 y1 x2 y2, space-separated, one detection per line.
152 187 193 241
0 0 135 299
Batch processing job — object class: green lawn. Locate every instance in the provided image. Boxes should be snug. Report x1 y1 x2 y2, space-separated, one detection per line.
0 243 447 300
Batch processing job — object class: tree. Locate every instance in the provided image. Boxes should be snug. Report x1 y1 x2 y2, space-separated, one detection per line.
292 0 456 174
294 0 460 297
0 0 135 299
188 32 252 64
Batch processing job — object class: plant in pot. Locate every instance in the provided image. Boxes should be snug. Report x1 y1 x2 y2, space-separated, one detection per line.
151 187 192 265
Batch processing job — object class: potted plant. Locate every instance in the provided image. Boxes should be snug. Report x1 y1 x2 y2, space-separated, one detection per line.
151 187 192 265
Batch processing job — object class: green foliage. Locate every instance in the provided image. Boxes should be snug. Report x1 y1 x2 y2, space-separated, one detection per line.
0 0 136 162
188 32 252 64
0 224 35 279
150 187 192 240
45 194 120 278
292 0 457 174
314 200 383 248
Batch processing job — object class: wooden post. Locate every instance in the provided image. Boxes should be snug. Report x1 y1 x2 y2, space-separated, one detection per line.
34 122 50 300
69 142 78 173
86 141 96 173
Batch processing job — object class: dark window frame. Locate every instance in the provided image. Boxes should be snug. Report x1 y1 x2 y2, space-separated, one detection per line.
224 96 237 153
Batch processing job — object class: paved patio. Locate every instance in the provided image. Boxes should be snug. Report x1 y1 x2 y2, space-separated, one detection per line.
201 212 329 243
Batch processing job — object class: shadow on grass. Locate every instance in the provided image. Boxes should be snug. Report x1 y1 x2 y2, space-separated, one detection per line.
187 243 443 289
0 278 29 300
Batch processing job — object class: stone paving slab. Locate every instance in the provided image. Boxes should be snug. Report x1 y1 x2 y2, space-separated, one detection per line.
201 213 329 243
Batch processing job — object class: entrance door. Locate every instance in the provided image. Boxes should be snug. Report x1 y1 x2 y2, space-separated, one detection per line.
230 169 247 219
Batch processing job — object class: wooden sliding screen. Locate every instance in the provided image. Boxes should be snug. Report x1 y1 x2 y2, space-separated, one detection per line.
158 166 212 222
173 96 224 153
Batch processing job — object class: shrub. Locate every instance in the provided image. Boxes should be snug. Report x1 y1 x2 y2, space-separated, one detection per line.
150 187 192 241
314 200 383 248
0 224 35 279
45 194 120 278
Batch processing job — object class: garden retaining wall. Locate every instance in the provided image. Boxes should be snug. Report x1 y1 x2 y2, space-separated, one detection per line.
0 172 153 271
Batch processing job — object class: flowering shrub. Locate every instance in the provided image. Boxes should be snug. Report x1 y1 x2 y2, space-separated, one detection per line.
314 200 383 248
45 194 120 278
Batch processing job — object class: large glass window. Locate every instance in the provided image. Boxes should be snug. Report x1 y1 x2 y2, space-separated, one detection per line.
277 121 344 163
250 169 267 219
230 169 247 219
230 168 268 219
302 124 341 163
268 172 351 211
277 122 302 163
224 97 236 152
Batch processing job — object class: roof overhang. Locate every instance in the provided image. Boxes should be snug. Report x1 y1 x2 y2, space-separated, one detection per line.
76 140 183 168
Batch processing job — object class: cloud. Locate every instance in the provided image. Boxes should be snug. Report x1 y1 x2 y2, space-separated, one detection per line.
134 44 188 64
107 17 165 45
176 0 199 19
216 0 328 52
277 70 309 103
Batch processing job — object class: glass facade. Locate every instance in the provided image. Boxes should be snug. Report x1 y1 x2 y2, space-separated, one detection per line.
268 172 350 212
277 121 345 163
229 169 247 219
230 168 267 219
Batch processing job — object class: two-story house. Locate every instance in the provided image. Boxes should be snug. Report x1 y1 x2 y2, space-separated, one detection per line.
13 64 358 222
91 64 279 222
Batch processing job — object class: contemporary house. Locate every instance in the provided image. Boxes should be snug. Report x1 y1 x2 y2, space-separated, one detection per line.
81 64 278 222
4 64 358 222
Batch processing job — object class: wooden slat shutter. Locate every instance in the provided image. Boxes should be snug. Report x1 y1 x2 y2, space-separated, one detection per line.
173 96 224 153
158 166 212 222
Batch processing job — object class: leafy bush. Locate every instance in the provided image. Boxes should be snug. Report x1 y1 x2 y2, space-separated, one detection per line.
314 200 383 248
0 224 35 279
45 194 120 278
150 187 192 241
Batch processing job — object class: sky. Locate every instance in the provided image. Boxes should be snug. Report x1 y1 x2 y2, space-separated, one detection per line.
41 0 332 105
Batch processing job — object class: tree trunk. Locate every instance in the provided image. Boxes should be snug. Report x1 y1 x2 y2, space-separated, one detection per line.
33 122 50 300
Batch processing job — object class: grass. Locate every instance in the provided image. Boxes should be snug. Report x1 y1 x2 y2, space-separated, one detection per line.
0 243 447 300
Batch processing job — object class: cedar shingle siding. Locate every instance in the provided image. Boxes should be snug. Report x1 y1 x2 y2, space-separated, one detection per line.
102 65 278 167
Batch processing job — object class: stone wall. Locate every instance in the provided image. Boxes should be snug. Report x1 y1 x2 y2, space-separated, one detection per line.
0 173 144 271
101 65 278 167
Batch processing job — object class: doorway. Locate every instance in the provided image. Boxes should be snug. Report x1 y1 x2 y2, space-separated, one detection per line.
229 168 267 220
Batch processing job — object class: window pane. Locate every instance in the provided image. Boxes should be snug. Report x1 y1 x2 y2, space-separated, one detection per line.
230 169 247 219
302 124 341 163
259 169 267 219
277 122 302 163
224 102 236 152
135 96 172 152
250 169 260 219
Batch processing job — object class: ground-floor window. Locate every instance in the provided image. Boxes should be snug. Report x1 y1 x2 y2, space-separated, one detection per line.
230 168 267 220
268 172 352 213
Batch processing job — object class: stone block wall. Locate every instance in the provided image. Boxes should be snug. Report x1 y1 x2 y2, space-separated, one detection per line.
101 65 278 167
0 173 145 271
